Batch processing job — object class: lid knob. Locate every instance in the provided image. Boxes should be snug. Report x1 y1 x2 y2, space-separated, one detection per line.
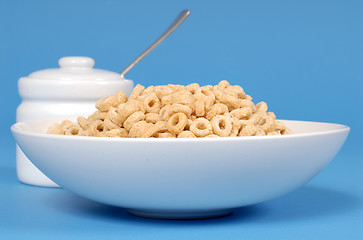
59 57 95 69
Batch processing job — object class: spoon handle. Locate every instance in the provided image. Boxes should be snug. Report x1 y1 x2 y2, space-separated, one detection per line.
120 9 191 77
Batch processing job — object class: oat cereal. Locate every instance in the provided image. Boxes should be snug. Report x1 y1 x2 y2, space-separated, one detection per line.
47 80 294 138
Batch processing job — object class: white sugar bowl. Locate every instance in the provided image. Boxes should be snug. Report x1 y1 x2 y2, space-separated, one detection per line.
16 56 134 187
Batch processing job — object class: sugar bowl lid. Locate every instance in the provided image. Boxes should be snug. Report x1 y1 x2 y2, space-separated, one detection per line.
19 57 134 100
28 56 124 81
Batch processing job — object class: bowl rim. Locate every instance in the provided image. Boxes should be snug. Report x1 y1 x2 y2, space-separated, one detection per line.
11 119 351 143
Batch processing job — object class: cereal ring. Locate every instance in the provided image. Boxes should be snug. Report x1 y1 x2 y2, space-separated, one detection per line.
213 88 240 110
160 104 193 120
60 120 73 129
128 84 145 100
240 118 251 125
154 121 168 132
159 91 173 106
154 85 173 99
186 83 200 94
135 93 145 103
123 111 145 131
116 90 127 104
160 94 173 106
128 121 148 138
245 95 253 100
145 113 161 124
87 114 95 122
202 85 214 91
261 116 276 133
229 117 242 137
249 112 266 125
168 84 185 92
213 88 224 101
177 131 196 138
205 96 215 112
237 99 255 109
136 99 146 113
77 116 90 130
89 120 107 136
195 98 206 117
206 103 229 120
267 112 276 120
197 86 215 99
80 129 91 137
222 94 240 110
118 99 142 124
193 92 204 101
184 119 193 130
155 132 176 138
167 113 188 134
104 117 121 130
275 121 286 131
129 121 158 138
170 103 193 116
64 124 83 136
230 107 252 120
194 92 215 113
218 80 230 89
161 90 195 110
210 115 232 137
116 102 126 112
238 125 258 136
107 107 122 126
223 111 232 117
144 93 161 113
89 110 107 121
189 117 212 137
239 125 265 136
255 127 266 136
256 101 268 112
226 85 247 99
96 95 117 112
143 86 155 95
103 129 125 137
168 103 193 116
159 105 170 120
118 128 129 137
46 123 64 134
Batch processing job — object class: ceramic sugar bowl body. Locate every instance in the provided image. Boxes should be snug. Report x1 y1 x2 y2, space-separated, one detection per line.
16 56 134 187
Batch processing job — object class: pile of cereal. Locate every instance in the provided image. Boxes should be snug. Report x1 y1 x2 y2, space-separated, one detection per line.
47 80 293 138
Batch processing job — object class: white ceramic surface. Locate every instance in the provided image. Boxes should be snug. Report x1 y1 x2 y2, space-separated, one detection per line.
16 56 134 187
11 119 349 219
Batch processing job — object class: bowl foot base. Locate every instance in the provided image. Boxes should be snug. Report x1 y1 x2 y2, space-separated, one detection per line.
127 208 233 219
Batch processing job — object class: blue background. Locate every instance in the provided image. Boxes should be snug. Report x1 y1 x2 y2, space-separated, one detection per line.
0 0 362 239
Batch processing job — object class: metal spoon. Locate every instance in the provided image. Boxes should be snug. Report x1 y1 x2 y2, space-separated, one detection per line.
120 9 191 77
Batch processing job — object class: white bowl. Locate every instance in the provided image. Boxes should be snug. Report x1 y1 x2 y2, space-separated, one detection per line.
11 119 349 219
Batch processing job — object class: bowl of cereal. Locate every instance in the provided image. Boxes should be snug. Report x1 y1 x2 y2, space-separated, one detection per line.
11 81 350 219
